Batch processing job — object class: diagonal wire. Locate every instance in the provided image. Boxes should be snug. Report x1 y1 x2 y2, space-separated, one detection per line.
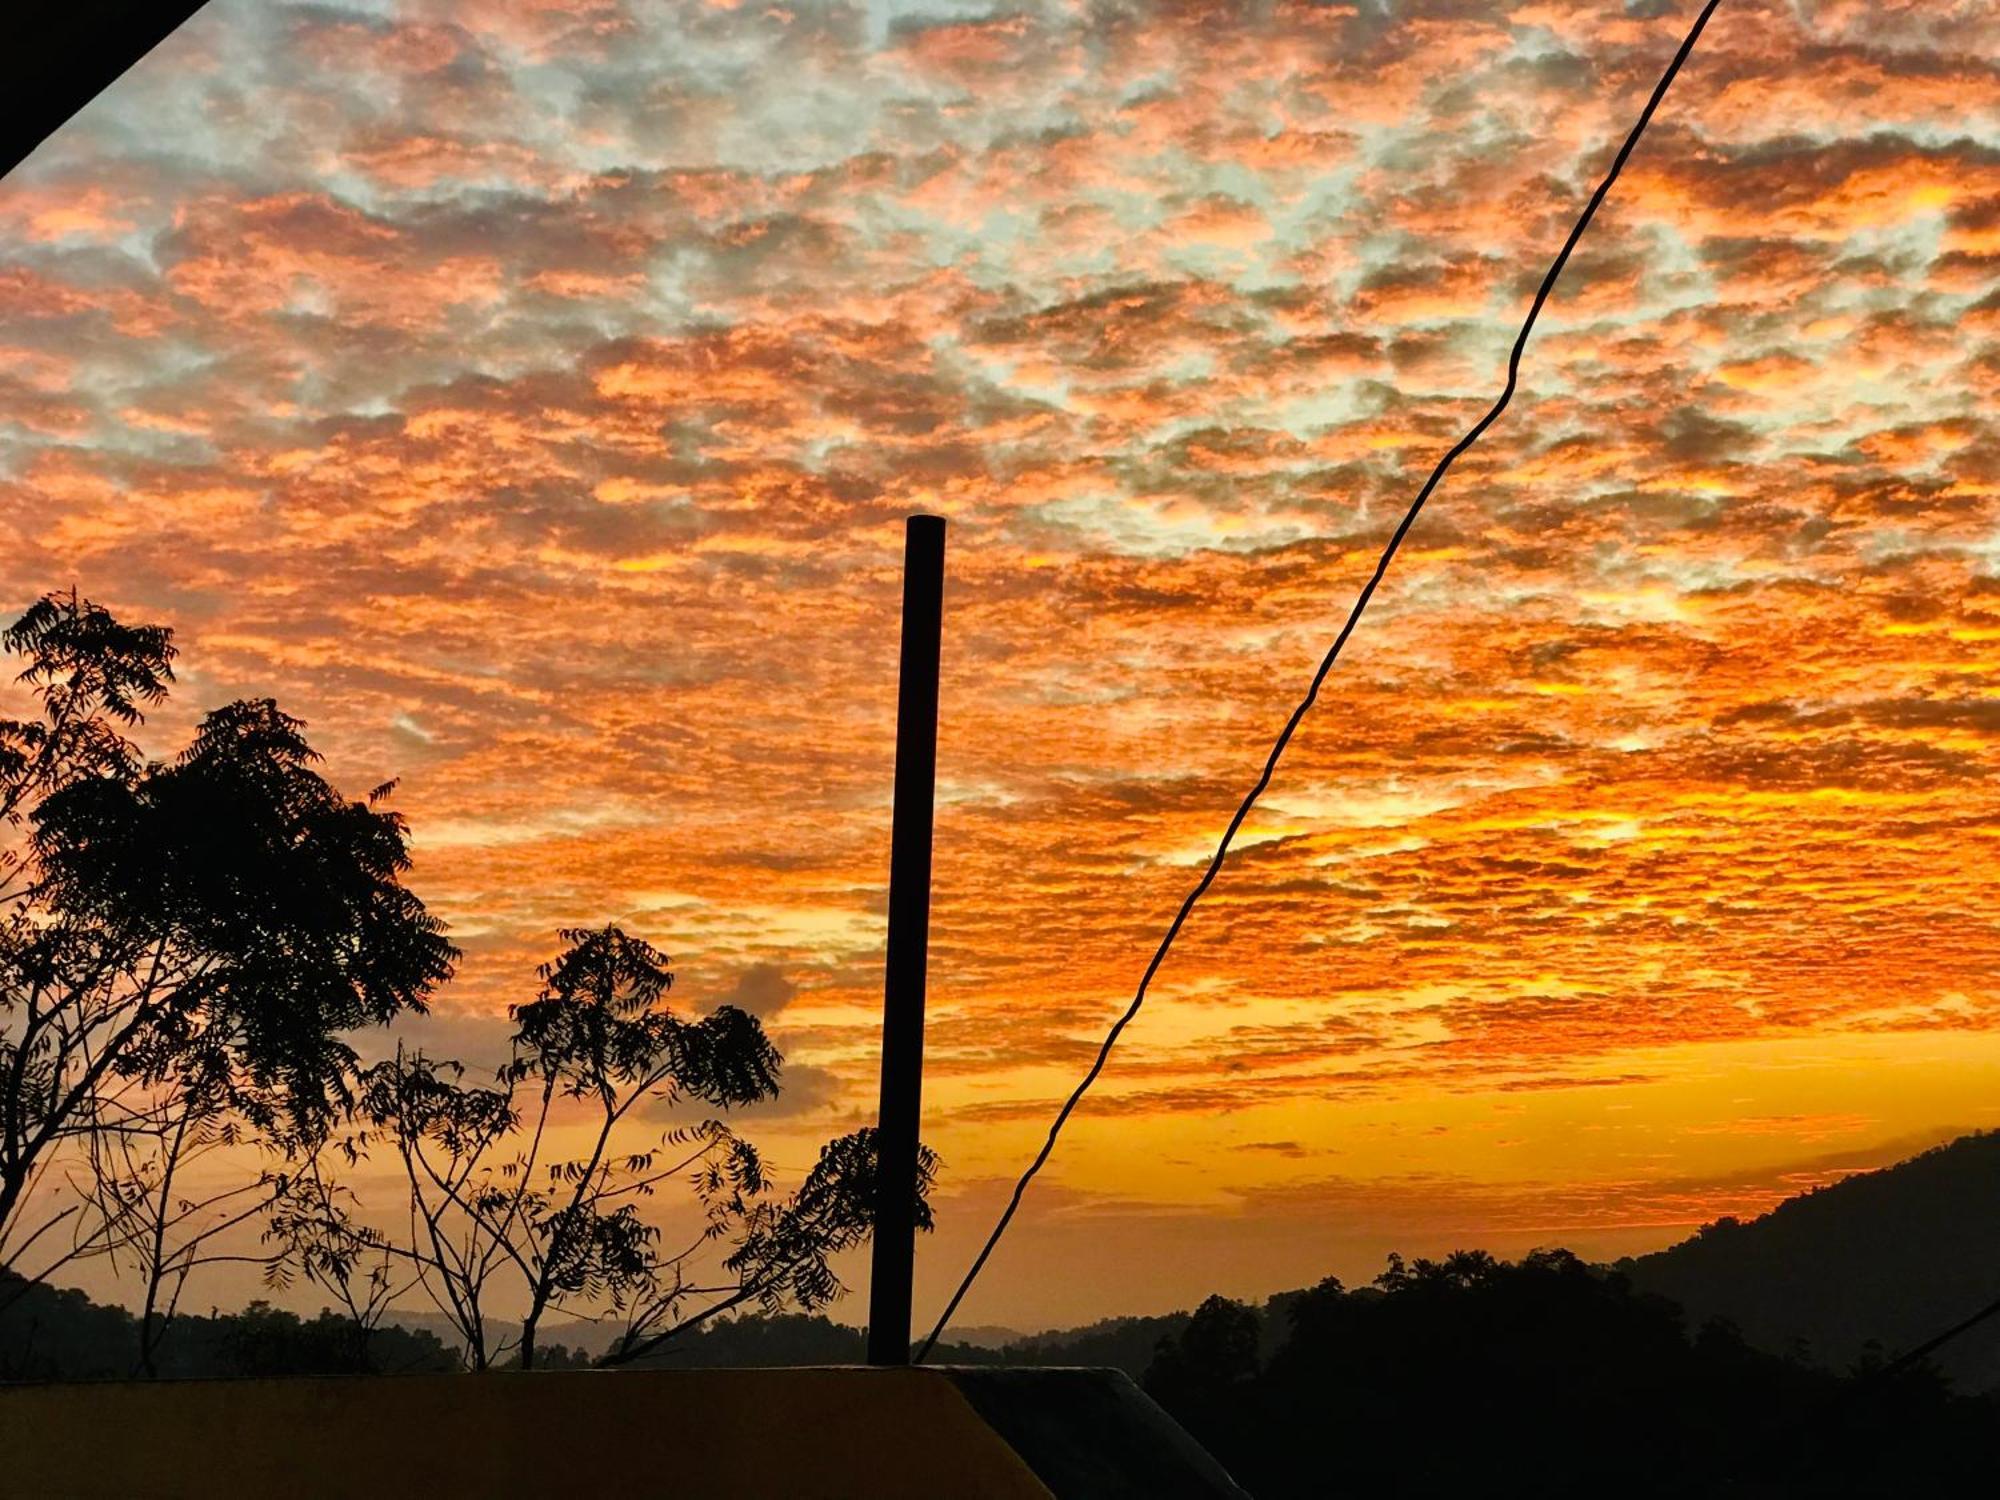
914 0 1725 1364
1858 1290 2000 1388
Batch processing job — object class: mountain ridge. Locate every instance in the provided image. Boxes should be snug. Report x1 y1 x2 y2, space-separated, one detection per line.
1621 1128 2000 1391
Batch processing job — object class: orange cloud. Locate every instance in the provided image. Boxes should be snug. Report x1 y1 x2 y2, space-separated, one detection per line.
4 0 1999 1330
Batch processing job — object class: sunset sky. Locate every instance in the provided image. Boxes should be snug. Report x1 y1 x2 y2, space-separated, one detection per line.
5 0 2000 1331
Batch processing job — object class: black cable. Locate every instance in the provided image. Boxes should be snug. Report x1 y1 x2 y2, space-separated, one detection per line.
1859 1290 2000 1388
1783 1279 2000 1485
914 0 1726 1364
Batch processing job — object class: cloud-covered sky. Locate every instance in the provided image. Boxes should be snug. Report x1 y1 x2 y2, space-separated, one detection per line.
6 0 2000 1327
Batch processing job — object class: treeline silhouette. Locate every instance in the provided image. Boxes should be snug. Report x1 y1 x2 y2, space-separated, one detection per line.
14 1251 2000 1493
0 1270 455 1381
0 1275 1153 1379
1142 1249 2000 1499
624 1308 1190 1372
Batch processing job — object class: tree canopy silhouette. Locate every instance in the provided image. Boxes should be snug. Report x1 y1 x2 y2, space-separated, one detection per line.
288 925 937 1370
0 590 456 1333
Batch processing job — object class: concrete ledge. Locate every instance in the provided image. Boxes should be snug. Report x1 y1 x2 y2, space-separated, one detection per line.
0 1366 1250 1499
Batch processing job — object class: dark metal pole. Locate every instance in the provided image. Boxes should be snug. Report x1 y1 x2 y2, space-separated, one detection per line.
867 513 945 1367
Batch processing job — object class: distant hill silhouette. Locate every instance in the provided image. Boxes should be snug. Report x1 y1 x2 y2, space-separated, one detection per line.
12 1288 1128 1376
378 1304 1172 1369
380 1308 624 1363
1623 1130 2000 1392
991 1311 1193 1376
621 1310 1191 1371
937 1322 1026 1350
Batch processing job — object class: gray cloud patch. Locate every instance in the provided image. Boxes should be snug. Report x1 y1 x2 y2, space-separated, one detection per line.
715 960 800 1018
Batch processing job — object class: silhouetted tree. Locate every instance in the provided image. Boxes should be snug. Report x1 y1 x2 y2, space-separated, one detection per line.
1145 1293 1261 1406
0 591 456 1331
263 1148 412 1352
80 1077 304 1375
1143 1292 1263 1462
602 1120 937 1367
329 926 935 1370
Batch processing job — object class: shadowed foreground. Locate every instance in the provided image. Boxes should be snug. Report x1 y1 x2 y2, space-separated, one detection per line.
0 1366 1247 1500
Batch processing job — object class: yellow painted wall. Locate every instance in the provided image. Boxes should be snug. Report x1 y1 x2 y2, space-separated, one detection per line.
0 1368 1054 1499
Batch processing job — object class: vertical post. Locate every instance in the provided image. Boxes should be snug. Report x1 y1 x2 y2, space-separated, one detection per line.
867 513 946 1367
